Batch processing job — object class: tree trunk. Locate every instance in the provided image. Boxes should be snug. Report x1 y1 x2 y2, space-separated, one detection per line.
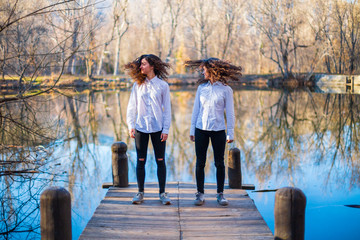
67 20 79 75
97 44 108 76
113 34 121 76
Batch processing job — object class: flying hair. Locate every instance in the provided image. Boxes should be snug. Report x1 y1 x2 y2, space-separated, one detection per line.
185 58 242 85
124 54 170 85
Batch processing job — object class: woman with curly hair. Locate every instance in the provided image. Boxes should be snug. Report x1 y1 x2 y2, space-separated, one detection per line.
126 54 172 205
185 58 242 206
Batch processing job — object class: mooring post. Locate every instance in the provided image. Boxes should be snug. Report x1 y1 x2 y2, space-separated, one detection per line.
40 187 72 240
228 147 242 189
274 187 306 240
111 141 128 187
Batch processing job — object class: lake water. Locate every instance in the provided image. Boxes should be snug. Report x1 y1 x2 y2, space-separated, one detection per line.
1 85 360 239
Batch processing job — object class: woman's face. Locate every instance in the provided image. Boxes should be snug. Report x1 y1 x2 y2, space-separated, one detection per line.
202 66 209 80
140 58 154 76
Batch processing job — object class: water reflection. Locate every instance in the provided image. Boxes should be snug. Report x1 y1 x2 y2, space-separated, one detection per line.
237 90 360 188
0 98 62 239
1 87 360 239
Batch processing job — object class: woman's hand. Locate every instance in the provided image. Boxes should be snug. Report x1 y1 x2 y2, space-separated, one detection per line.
227 139 234 143
161 133 168 142
189 135 195 142
129 129 135 138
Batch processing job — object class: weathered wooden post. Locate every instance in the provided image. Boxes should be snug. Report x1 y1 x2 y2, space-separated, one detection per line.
111 141 128 187
274 187 306 240
228 147 242 189
40 187 72 240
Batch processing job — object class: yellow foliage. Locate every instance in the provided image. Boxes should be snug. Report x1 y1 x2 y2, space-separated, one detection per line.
173 92 193 114
175 42 188 74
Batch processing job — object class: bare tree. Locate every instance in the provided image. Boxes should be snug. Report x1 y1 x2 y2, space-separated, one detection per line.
165 0 185 62
333 0 347 73
113 0 129 76
96 11 116 76
83 1 101 78
188 0 216 58
308 0 335 73
2 0 360 83
0 0 101 103
341 0 360 74
249 0 310 79
308 0 360 74
219 0 244 59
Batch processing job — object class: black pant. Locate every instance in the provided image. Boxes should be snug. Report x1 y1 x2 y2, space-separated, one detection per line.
195 128 226 193
135 129 166 193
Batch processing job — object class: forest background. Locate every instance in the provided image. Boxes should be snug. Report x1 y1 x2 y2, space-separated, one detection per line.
1 0 360 87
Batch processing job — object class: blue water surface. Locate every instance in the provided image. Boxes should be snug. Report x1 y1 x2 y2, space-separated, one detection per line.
1 88 360 240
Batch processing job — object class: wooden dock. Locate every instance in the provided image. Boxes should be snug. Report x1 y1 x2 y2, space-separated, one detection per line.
79 182 273 240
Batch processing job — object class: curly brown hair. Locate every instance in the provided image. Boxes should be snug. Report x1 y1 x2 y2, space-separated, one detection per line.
124 54 170 85
185 58 242 85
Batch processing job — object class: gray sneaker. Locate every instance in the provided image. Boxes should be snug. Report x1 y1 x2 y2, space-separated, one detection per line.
160 192 171 205
132 192 144 204
194 192 205 206
216 192 228 206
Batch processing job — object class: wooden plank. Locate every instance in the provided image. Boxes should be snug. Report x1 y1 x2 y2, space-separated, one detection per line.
241 184 256 190
80 182 180 240
79 182 273 240
178 182 272 240
102 182 113 188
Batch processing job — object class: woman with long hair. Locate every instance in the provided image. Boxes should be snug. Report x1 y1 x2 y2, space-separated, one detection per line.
185 58 242 206
126 54 172 205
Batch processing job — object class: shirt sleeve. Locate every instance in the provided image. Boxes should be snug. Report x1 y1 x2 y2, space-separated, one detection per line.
225 86 235 140
161 83 171 134
126 83 137 130
190 86 201 136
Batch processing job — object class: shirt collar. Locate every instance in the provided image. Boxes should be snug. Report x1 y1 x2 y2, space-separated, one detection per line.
146 76 159 82
207 81 222 86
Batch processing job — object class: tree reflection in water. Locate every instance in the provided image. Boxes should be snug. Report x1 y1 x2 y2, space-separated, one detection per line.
0 98 60 239
1 88 360 239
235 89 360 189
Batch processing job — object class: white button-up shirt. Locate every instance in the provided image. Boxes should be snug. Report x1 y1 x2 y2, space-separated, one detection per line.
127 76 171 134
190 81 235 140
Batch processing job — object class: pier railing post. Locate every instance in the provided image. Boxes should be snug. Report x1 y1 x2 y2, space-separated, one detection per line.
228 147 242 189
274 187 306 240
111 141 128 187
40 187 72 240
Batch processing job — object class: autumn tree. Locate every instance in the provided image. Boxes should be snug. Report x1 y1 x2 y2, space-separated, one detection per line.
249 0 311 79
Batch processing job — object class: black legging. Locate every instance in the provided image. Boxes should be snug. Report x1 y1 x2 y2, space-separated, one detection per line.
135 129 166 193
195 128 226 194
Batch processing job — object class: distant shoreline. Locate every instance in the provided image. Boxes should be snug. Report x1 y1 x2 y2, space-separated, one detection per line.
1 73 357 91
0 73 285 90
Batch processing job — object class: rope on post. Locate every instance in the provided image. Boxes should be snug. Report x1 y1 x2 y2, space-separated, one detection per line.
111 141 129 187
40 186 72 240
274 187 306 240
